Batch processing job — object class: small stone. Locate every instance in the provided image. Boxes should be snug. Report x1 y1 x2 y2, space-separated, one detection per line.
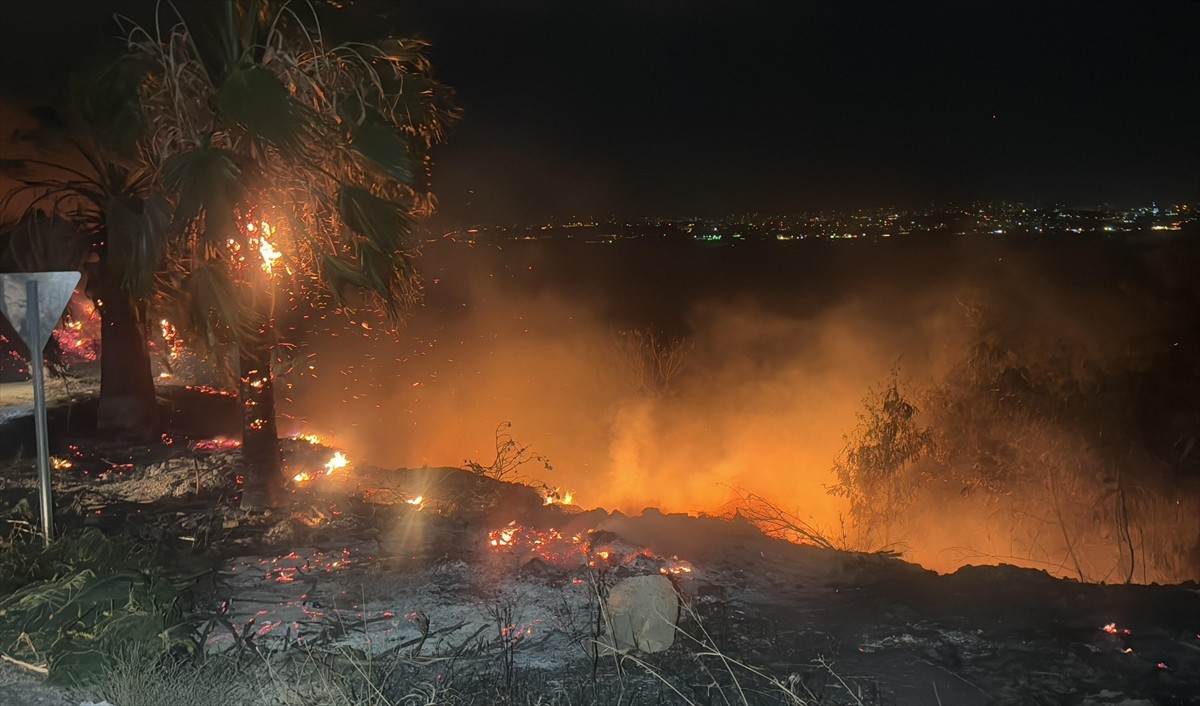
263 519 294 545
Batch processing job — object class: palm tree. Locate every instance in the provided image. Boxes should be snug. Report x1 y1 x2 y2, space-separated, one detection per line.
1 91 169 441
115 0 458 508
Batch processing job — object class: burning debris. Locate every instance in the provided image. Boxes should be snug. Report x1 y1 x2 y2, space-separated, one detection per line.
285 433 352 485
291 450 349 484
539 486 574 506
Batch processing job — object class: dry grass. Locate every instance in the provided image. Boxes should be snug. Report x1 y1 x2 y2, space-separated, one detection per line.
74 647 243 706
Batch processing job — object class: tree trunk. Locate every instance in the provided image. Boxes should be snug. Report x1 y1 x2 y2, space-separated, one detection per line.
238 317 284 510
91 271 158 440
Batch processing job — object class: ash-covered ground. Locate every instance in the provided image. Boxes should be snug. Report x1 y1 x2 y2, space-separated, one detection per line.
1 389 1196 706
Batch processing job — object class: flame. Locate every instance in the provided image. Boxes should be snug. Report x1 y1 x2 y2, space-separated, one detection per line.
324 451 348 474
259 235 282 274
293 450 350 484
489 524 518 547
160 318 182 360
51 456 73 470
541 487 575 506
234 218 283 274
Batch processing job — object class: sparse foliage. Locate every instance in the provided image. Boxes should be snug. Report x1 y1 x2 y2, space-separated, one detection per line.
726 488 837 550
613 327 692 396
463 422 552 483
830 300 1200 583
829 369 931 549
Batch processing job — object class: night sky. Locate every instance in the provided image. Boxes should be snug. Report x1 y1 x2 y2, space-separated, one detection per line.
2 1 1197 223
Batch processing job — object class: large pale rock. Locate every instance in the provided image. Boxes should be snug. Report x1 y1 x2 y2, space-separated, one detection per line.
597 574 679 654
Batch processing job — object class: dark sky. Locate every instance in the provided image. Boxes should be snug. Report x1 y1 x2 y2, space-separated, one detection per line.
2 1 1197 222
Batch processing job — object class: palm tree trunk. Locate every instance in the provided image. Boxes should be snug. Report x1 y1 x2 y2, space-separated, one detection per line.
238 316 283 510
92 271 158 440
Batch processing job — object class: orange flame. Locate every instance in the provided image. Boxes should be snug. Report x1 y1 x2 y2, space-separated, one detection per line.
291 448 350 484
541 487 575 506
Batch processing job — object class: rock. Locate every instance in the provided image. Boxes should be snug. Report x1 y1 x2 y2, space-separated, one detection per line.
596 574 679 654
263 519 295 546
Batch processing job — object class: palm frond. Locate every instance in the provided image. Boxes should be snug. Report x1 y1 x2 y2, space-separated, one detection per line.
319 252 367 308
357 242 415 319
337 185 411 254
215 66 313 151
179 259 243 354
75 53 154 155
377 74 459 146
104 193 170 297
162 146 245 244
356 241 392 290
371 38 433 73
0 213 89 273
350 121 414 185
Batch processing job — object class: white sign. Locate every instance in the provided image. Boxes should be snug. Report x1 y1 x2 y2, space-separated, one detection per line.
0 271 81 545
0 271 81 352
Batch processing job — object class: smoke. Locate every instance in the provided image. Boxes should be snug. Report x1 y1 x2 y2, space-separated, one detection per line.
282 235 1199 580
285 240 962 519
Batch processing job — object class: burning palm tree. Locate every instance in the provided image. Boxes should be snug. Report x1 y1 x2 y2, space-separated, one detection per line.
109 0 458 508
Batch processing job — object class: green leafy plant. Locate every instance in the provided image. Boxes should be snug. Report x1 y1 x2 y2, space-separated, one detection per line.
0 528 205 684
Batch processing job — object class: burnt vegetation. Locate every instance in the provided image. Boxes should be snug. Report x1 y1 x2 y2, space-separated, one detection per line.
829 291 1200 584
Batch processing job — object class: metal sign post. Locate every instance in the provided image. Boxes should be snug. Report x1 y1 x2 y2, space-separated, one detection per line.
0 271 81 546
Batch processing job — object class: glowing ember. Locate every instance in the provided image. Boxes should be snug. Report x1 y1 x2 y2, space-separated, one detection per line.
291 433 324 445
484 522 701 576
489 524 518 547
1101 622 1131 636
485 522 588 562
49 293 100 364
186 385 237 398
660 557 695 575
191 437 242 452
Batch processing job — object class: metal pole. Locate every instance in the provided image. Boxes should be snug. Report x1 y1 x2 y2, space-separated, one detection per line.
26 279 54 546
